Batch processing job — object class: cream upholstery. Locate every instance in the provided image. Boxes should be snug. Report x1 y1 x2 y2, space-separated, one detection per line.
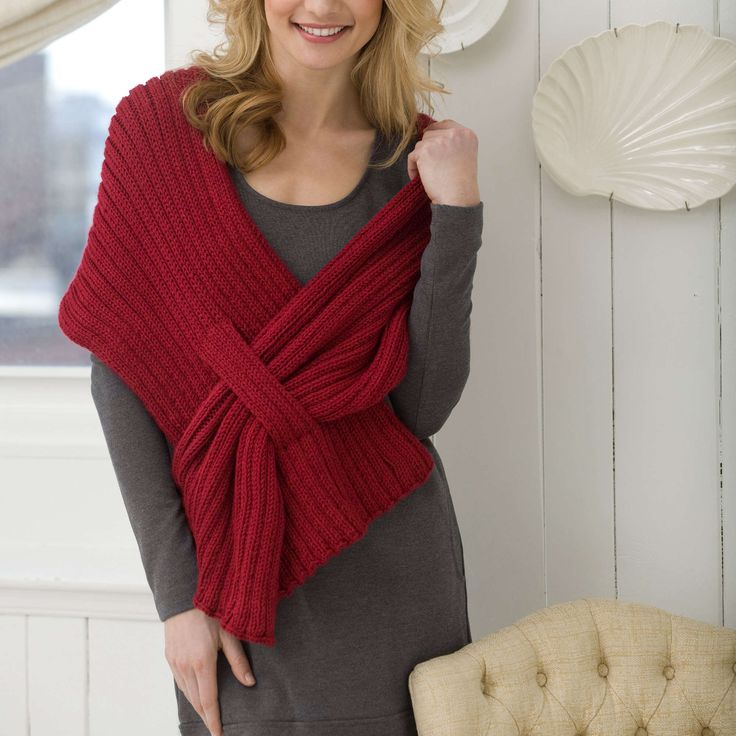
408 597 736 736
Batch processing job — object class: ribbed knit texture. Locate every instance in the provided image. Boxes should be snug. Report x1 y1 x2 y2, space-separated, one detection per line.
58 65 439 645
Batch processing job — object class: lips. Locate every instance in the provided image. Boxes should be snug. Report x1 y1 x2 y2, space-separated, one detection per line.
291 22 352 42
292 22 352 29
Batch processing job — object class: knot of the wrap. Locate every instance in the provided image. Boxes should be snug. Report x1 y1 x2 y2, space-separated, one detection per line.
199 318 321 447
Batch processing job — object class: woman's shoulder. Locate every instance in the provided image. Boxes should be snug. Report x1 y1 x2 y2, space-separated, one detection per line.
112 65 204 120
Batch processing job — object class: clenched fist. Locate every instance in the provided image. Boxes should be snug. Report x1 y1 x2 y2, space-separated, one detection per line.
407 119 481 207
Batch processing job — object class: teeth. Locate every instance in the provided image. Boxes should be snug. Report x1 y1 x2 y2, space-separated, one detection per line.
297 24 346 37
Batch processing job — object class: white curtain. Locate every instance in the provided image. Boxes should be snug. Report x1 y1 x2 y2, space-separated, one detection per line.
0 0 121 69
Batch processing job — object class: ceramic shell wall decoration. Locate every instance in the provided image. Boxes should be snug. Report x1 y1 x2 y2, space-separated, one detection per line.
531 21 736 211
429 0 509 54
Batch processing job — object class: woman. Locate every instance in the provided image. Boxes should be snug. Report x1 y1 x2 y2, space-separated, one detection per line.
87 0 483 734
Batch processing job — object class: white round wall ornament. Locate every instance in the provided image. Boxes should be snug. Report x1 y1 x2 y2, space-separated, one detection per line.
531 21 736 211
425 0 509 55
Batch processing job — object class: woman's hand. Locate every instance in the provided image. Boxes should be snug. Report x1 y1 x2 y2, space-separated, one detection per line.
407 119 481 207
164 608 256 736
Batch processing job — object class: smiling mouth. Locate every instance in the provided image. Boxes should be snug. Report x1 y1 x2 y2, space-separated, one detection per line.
291 22 352 37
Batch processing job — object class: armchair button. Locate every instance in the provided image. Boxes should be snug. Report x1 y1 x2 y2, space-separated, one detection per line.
663 665 675 680
635 728 647 736
702 728 714 736
536 672 547 687
597 663 609 677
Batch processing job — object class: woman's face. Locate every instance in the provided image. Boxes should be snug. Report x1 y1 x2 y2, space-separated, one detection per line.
265 0 383 71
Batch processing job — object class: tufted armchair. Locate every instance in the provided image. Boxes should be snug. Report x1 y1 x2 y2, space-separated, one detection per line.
408 597 736 736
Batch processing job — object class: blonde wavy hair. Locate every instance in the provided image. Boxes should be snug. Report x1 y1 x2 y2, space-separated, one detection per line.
180 0 448 173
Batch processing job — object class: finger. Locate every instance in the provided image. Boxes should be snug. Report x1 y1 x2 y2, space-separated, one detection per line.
173 671 188 702
173 670 196 720
195 657 223 736
407 150 418 180
183 669 207 727
221 633 256 687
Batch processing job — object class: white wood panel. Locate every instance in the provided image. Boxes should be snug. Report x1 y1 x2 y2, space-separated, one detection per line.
611 1 723 625
613 201 722 620
719 0 736 629
27 616 87 735
0 615 28 735
89 618 178 736
1 455 148 587
431 0 546 638
0 581 157 620
0 371 104 459
165 0 217 71
539 0 615 609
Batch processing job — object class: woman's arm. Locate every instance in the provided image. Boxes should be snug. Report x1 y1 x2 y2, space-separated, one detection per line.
89 353 199 621
388 201 484 440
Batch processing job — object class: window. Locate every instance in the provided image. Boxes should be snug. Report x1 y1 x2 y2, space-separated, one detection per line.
0 0 165 367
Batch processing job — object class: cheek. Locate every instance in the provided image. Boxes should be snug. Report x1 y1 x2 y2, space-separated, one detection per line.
351 0 383 36
349 0 382 18
265 0 299 22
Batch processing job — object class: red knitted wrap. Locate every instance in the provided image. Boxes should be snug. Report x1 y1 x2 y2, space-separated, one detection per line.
58 65 436 646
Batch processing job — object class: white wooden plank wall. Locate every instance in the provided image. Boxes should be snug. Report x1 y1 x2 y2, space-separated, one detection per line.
723 0 736 629
432 0 734 642
0 0 733 733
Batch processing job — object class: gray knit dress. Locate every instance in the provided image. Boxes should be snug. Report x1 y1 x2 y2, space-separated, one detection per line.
89 125 483 736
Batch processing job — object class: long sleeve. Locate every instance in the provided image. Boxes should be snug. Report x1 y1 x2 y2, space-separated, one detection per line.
89 352 199 621
388 201 484 440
